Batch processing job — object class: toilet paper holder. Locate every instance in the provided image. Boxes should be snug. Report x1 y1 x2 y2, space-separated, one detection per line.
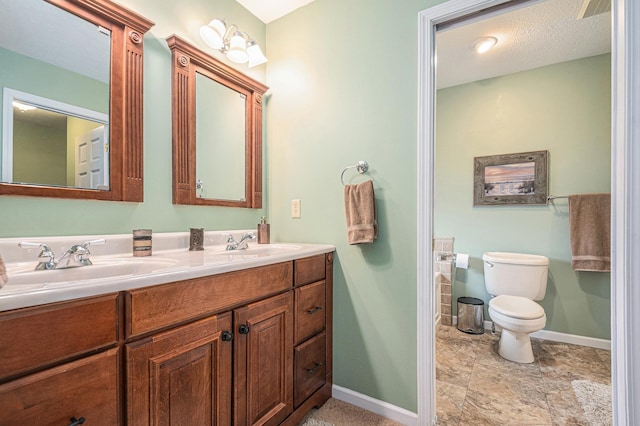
434 251 456 262
434 252 470 269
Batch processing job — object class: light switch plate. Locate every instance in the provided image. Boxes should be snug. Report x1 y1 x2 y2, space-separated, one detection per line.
291 199 301 218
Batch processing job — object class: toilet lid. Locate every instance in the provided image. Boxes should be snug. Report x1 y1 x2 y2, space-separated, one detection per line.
489 295 544 320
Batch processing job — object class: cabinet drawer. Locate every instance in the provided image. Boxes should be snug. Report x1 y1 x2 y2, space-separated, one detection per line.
294 281 326 344
0 347 120 426
294 331 326 408
0 294 120 381
126 262 292 337
294 254 325 286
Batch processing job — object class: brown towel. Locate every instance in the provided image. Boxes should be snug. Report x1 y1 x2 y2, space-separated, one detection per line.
0 256 7 288
569 193 610 272
344 180 377 244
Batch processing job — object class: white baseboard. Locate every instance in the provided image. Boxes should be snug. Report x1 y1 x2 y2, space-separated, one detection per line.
452 316 611 350
530 329 611 350
331 384 418 426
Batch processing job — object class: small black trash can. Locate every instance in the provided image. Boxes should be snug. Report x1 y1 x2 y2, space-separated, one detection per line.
457 297 484 334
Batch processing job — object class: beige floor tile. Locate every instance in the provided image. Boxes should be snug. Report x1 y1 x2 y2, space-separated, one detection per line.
436 325 611 426
546 389 590 426
436 380 467 425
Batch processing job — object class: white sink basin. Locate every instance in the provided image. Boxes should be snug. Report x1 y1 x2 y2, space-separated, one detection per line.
5 256 181 286
209 244 302 259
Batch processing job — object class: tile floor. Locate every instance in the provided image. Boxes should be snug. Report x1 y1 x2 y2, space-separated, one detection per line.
436 324 611 425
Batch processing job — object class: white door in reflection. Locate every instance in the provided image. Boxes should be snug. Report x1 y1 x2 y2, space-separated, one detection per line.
75 125 108 189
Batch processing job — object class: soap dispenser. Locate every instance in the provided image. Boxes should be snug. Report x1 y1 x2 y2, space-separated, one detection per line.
258 217 270 244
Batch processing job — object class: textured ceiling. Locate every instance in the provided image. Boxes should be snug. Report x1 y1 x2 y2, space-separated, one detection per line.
436 0 611 89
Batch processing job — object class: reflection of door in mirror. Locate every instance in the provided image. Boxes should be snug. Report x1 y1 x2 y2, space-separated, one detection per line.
195 72 247 201
0 0 110 191
74 125 109 190
2 89 109 190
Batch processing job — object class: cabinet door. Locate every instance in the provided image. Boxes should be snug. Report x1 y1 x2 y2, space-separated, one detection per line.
126 313 233 426
234 292 293 426
0 347 120 426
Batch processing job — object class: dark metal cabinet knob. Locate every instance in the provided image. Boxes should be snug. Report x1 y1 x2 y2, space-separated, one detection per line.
221 331 234 341
68 417 86 426
238 324 250 334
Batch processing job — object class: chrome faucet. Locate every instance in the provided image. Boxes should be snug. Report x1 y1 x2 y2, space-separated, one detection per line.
56 239 105 269
19 239 106 270
225 232 256 251
18 242 56 270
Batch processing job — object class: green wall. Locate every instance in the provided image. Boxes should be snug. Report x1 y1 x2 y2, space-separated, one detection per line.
435 54 612 340
0 46 109 123
265 0 443 412
13 115 67 185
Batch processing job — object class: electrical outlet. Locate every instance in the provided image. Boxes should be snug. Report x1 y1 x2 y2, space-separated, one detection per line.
291 199 301 218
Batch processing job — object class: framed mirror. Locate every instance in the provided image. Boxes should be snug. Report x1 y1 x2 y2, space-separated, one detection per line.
167 35 268 208
0 0 153 201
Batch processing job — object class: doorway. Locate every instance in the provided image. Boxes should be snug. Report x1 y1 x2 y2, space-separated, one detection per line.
417 0 640 425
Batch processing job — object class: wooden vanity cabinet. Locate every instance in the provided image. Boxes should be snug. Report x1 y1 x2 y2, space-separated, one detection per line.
0 252 333 425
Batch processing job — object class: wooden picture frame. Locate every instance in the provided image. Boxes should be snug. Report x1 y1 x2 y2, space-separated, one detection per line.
473 150 548 206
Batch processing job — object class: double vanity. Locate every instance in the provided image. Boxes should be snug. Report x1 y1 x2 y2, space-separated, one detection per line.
0 1 327 423
0 231 334 425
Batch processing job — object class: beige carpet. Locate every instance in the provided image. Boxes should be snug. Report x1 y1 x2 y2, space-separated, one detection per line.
572 380 612 426
300 398 403 426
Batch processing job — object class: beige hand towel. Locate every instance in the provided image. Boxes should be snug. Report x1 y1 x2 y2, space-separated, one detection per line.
569 193 610 272
344 180 377 244
0 255 7 288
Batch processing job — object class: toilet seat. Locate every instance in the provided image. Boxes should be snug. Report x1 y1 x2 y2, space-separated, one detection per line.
489 295 544 320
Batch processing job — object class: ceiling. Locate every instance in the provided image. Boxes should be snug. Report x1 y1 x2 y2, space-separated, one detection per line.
235 0 316 24
436 0 611 88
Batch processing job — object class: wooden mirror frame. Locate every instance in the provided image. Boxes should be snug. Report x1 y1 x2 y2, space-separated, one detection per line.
167 35 268 208
0 0 153 202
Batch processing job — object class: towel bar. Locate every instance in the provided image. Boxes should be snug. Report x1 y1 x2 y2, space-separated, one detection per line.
340 160 370 185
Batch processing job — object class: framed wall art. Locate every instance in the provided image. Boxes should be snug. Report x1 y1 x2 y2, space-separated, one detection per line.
473 150 548 206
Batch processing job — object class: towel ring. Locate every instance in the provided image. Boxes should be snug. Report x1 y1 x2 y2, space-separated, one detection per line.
340 160 370 185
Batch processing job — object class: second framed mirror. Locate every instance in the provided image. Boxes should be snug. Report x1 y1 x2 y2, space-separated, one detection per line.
167 35 268 208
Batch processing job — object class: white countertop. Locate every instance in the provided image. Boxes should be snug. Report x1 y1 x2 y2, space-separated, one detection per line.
0 231 334 312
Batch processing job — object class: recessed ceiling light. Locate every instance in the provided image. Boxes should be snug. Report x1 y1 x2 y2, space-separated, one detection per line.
472 36 498 54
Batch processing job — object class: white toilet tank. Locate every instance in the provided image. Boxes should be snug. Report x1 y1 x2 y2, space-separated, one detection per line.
483 252 549 301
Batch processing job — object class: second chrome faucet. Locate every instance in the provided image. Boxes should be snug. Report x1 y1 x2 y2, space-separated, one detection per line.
225 232 256 251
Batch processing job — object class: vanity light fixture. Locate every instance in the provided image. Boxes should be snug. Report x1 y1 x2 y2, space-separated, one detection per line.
199 18 267 67
472 36 498 54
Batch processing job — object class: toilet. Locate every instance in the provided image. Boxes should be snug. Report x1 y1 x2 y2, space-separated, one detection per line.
483 251 549 363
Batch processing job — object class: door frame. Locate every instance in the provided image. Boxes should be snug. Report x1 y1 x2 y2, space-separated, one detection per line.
416 0 640 425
